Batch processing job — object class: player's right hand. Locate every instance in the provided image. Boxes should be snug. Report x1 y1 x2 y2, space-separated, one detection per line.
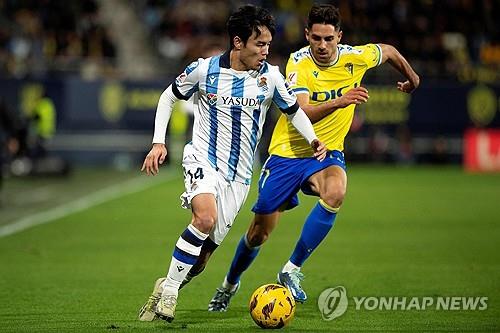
141 143 168 176
336 86 369 108
311 139 327 162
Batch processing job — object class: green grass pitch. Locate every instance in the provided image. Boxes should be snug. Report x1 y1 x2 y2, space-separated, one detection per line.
0 166 499 332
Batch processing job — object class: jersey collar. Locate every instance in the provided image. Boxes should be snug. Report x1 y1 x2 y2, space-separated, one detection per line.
219 49 263 77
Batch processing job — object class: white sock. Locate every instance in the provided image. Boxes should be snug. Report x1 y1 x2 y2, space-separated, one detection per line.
162 224 208 296
281 260 301 273
222 276 239 292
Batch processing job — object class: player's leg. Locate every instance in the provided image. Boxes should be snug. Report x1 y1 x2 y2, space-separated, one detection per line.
208 212 280 312
179 237 219 289
139 193 216 322
279 164 347 302
189 179 249 312
140 144 219 322
209 155 302 312
288 165 346 266
155 193 217 322
228 211 281 285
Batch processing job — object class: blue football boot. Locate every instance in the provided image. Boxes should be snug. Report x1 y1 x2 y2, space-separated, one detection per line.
277 270 307 303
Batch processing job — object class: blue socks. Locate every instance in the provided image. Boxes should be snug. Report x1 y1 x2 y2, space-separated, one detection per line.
225 200 337 285
290 200 337 267
226 234 260 285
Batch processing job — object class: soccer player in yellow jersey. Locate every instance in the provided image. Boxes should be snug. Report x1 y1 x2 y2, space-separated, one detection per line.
205 4 420 309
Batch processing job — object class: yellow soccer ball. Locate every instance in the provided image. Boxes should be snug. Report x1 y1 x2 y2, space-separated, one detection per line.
249 284 296 329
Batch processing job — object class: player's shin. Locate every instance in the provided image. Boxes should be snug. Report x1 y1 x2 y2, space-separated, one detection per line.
163 224 209 296
225 233 260 288
288 200 338 269
278 200 338 302
180 238 218 289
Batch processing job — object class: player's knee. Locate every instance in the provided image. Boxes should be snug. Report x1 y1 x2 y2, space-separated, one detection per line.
321 186 346 208
192 213 217 233
246 229 268 247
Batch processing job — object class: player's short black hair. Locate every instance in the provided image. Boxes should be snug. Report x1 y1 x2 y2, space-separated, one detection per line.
307 4 341 31
227 5 276 49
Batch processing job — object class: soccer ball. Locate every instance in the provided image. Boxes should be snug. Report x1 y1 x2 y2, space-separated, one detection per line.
249 284 296 329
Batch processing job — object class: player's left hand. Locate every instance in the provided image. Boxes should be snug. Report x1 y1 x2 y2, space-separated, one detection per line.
311 139 327 161
397 77 419 93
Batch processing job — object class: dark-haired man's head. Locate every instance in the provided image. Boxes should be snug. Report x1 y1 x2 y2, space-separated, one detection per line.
227 5 276 70
305 4 343 65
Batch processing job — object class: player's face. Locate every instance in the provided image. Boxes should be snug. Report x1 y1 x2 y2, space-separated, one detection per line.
306 23 342 64
239 26 272 71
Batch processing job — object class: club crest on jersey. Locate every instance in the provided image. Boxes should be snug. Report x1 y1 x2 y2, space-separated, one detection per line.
345 63 353 75
313 71 319 78
257 76 268 92
207 93 218 106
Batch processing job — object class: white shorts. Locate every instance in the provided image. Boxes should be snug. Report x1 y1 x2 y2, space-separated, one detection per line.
180 144 250 245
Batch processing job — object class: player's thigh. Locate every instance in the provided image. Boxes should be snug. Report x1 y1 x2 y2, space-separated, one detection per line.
210 181 250 245
308 165 347 198
181 144 220 231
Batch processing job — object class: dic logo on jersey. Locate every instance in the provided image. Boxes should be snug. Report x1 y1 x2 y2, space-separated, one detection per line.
311 83 359 102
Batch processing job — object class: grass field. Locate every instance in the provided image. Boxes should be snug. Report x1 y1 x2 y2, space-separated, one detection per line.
1 165 499 332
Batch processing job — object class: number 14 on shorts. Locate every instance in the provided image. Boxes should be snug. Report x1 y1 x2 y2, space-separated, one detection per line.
185 167 204 184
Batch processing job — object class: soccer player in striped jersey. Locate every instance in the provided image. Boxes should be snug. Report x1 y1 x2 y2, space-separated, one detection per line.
138 5 326 323
208 4 420 310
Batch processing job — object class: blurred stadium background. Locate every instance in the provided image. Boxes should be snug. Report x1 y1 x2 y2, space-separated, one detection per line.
1 0 499 332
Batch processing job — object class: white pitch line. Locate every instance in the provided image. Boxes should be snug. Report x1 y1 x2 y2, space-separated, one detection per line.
0 173 179 238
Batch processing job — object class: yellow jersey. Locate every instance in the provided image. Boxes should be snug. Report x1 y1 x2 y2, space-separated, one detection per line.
269 43 382 157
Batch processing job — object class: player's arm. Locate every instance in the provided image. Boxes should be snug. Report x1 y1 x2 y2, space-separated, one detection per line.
141 86 177 176
285 107 327 161
142 59 201 176
296 88 369 124
379 43 420 93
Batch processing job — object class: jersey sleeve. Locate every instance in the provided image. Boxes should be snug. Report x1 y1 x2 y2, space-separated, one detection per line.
272 70 299 115
353 43 383 69
171 58 202 100
285 55 309 95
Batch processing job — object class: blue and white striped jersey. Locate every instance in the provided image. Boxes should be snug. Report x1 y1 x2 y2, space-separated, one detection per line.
172 51 299 184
